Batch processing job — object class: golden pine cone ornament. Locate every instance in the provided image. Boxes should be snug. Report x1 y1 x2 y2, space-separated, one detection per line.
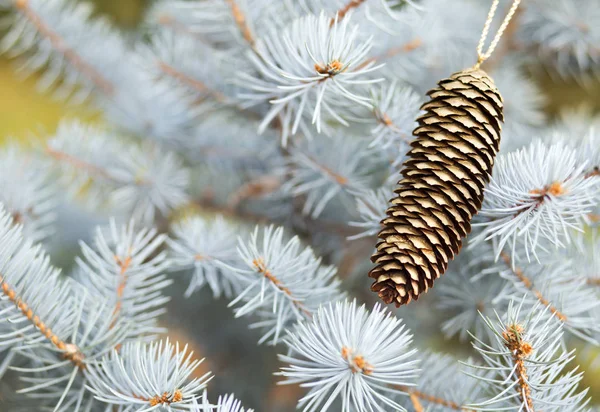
369 68 504 307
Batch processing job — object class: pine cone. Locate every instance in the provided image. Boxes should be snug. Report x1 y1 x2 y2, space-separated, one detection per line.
370 68 503 307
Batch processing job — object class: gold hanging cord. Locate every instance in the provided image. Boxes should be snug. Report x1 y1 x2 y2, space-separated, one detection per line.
475 0 522 68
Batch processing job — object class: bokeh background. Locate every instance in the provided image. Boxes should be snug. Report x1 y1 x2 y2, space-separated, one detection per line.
0 0 145 142
2 0 600 142
1 1 599 410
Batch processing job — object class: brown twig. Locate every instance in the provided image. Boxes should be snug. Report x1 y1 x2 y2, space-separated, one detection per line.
158 61 228 103
529 182 566 198
398 386 475 411
227 175 282 209
225 0 255 47
500 252 568 322
503 324 535 410
157 14 205 40
315 60 345 77
46 147 112 180
585 166 600 179
300 151 349 186
111 252 133 329
409 392 425 412
252 258 312 317
0 276 85 368
331 0 367 26
184 193 359 239
15 0 114 95
46 146 151 186
187 194 270 223
358 38 422 70
587 278 600 286
381 37 423 58
374 110 414 144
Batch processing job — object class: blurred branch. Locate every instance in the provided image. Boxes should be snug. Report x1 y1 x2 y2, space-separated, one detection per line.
225 0 255 48
501 252 567 322
332 0 366 25
398 385 476 411
187 193 359 238
15 0 114 95
158 61 227 103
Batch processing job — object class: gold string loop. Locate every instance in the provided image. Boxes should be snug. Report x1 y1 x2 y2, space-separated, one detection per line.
475 0 522 68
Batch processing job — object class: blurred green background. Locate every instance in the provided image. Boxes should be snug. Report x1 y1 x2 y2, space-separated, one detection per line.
0 0 146 142
2 0 600 143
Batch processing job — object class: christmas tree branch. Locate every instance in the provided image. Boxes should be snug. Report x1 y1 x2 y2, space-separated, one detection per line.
0 143 57 243
474 141 596 258
187 194 359 238
587 278 600 286
332 0 366 24
510 160 597 219
0 274 85 368
14 0 114 95
398 385 476 411
225 0 255 47
111 252 133 327
156 13 202 39
85 339 211 409
585 166 599 179
500 252 567 322
374 111 413 144
227 175 283 209
228 226 344 344
45 122 190 222
158 61 227 103
359 37 422 69
45 146 115 181
76 222 171 342
300 151 350 187
468 302 588 410
502 324 535 410
252 257 312 317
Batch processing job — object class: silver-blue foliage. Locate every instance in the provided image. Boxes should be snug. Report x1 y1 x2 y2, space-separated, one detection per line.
228 225 345 344
47 121 189 223
0 145 58 243
465 300 591 411
0 0 599 410
472 140 597 261
278 300 418 412
86 339 211 411
169 215 245 299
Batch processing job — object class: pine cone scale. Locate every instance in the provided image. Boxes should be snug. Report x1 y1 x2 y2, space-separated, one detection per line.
384 206 455 264
396 185 473 230
418 112 497 152
401 176 473 211
370 68 503 306
407 149 490 184
425 87 502 136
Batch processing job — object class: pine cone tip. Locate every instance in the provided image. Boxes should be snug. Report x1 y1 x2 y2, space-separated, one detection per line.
369 267 419 307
